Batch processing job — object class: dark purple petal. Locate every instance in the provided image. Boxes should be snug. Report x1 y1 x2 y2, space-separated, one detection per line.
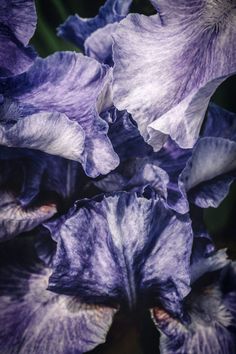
202 103 236 141
47 193 193 316
84 22 119 65
0 191 57 241
108 110 153 160
58 0 131 49
0 0 36 45
180 137 236 209
0 0 37 76
0 146 83 208
0 262 116 353
0 24 36 77
0 52 119 177
151 255 236 354
113 2 236 149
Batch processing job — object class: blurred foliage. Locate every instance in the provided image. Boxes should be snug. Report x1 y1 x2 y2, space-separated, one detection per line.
30 1 236 353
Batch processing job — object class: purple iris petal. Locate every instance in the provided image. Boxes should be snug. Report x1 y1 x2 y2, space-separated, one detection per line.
180 137 236 210
0 191 57 241
99 104 236 213
112 1 236 149
0 110 85 162
0 146 82 210
58 0 131 65
151 251 236 354
0 262 116 353
0 0 37 76
46 192 193 317
0 52 119 177
202 103 236 141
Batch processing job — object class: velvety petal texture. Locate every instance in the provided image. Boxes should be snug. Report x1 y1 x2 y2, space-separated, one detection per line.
47 193 193 316
0 262 116 353
0 191 57 241
151 256 236 354
113 1 236 149
102 104 236 213
0 0 37 76
0 52 119 177
58 0 132 64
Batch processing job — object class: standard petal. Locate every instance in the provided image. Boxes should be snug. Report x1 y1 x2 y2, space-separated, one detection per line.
0 262 116 354
47 193 193 316
0 52 119 177
0 191 57 241
113 2 236 149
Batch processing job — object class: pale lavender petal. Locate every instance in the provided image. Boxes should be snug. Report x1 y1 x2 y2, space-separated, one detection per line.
0 191 57 241
0 25 36 76
84 22 119 65
0 263 116 354
47 193 193 316
113 2 236 149
0 110 85 162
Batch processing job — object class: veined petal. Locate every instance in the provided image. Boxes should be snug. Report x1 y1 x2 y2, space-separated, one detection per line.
151 255 236 354
84 22 119 65
180 137 236 209
0 110 85 162
0 0 37 76
47 193 193 316
0 191 57 241
113 1 236 149
0 0 36 45
0 262 116 353
0 24 36 77
57 0 132 49
0 52 119 177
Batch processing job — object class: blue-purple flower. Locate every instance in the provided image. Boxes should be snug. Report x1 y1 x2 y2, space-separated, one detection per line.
112 0 236 150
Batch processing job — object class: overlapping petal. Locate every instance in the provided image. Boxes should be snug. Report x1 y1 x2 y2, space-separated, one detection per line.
0 260 116 353
0 52 119 177
58 0 131 64
113 1 236 149
151 252 236 354
0 191 57 241
101 105 236 213
46 192 193 316
0 0 37 76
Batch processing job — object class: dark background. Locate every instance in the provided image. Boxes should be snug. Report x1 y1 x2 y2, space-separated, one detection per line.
30 1 236 353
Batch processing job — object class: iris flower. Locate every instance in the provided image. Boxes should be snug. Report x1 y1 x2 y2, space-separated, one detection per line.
0 0 236 353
